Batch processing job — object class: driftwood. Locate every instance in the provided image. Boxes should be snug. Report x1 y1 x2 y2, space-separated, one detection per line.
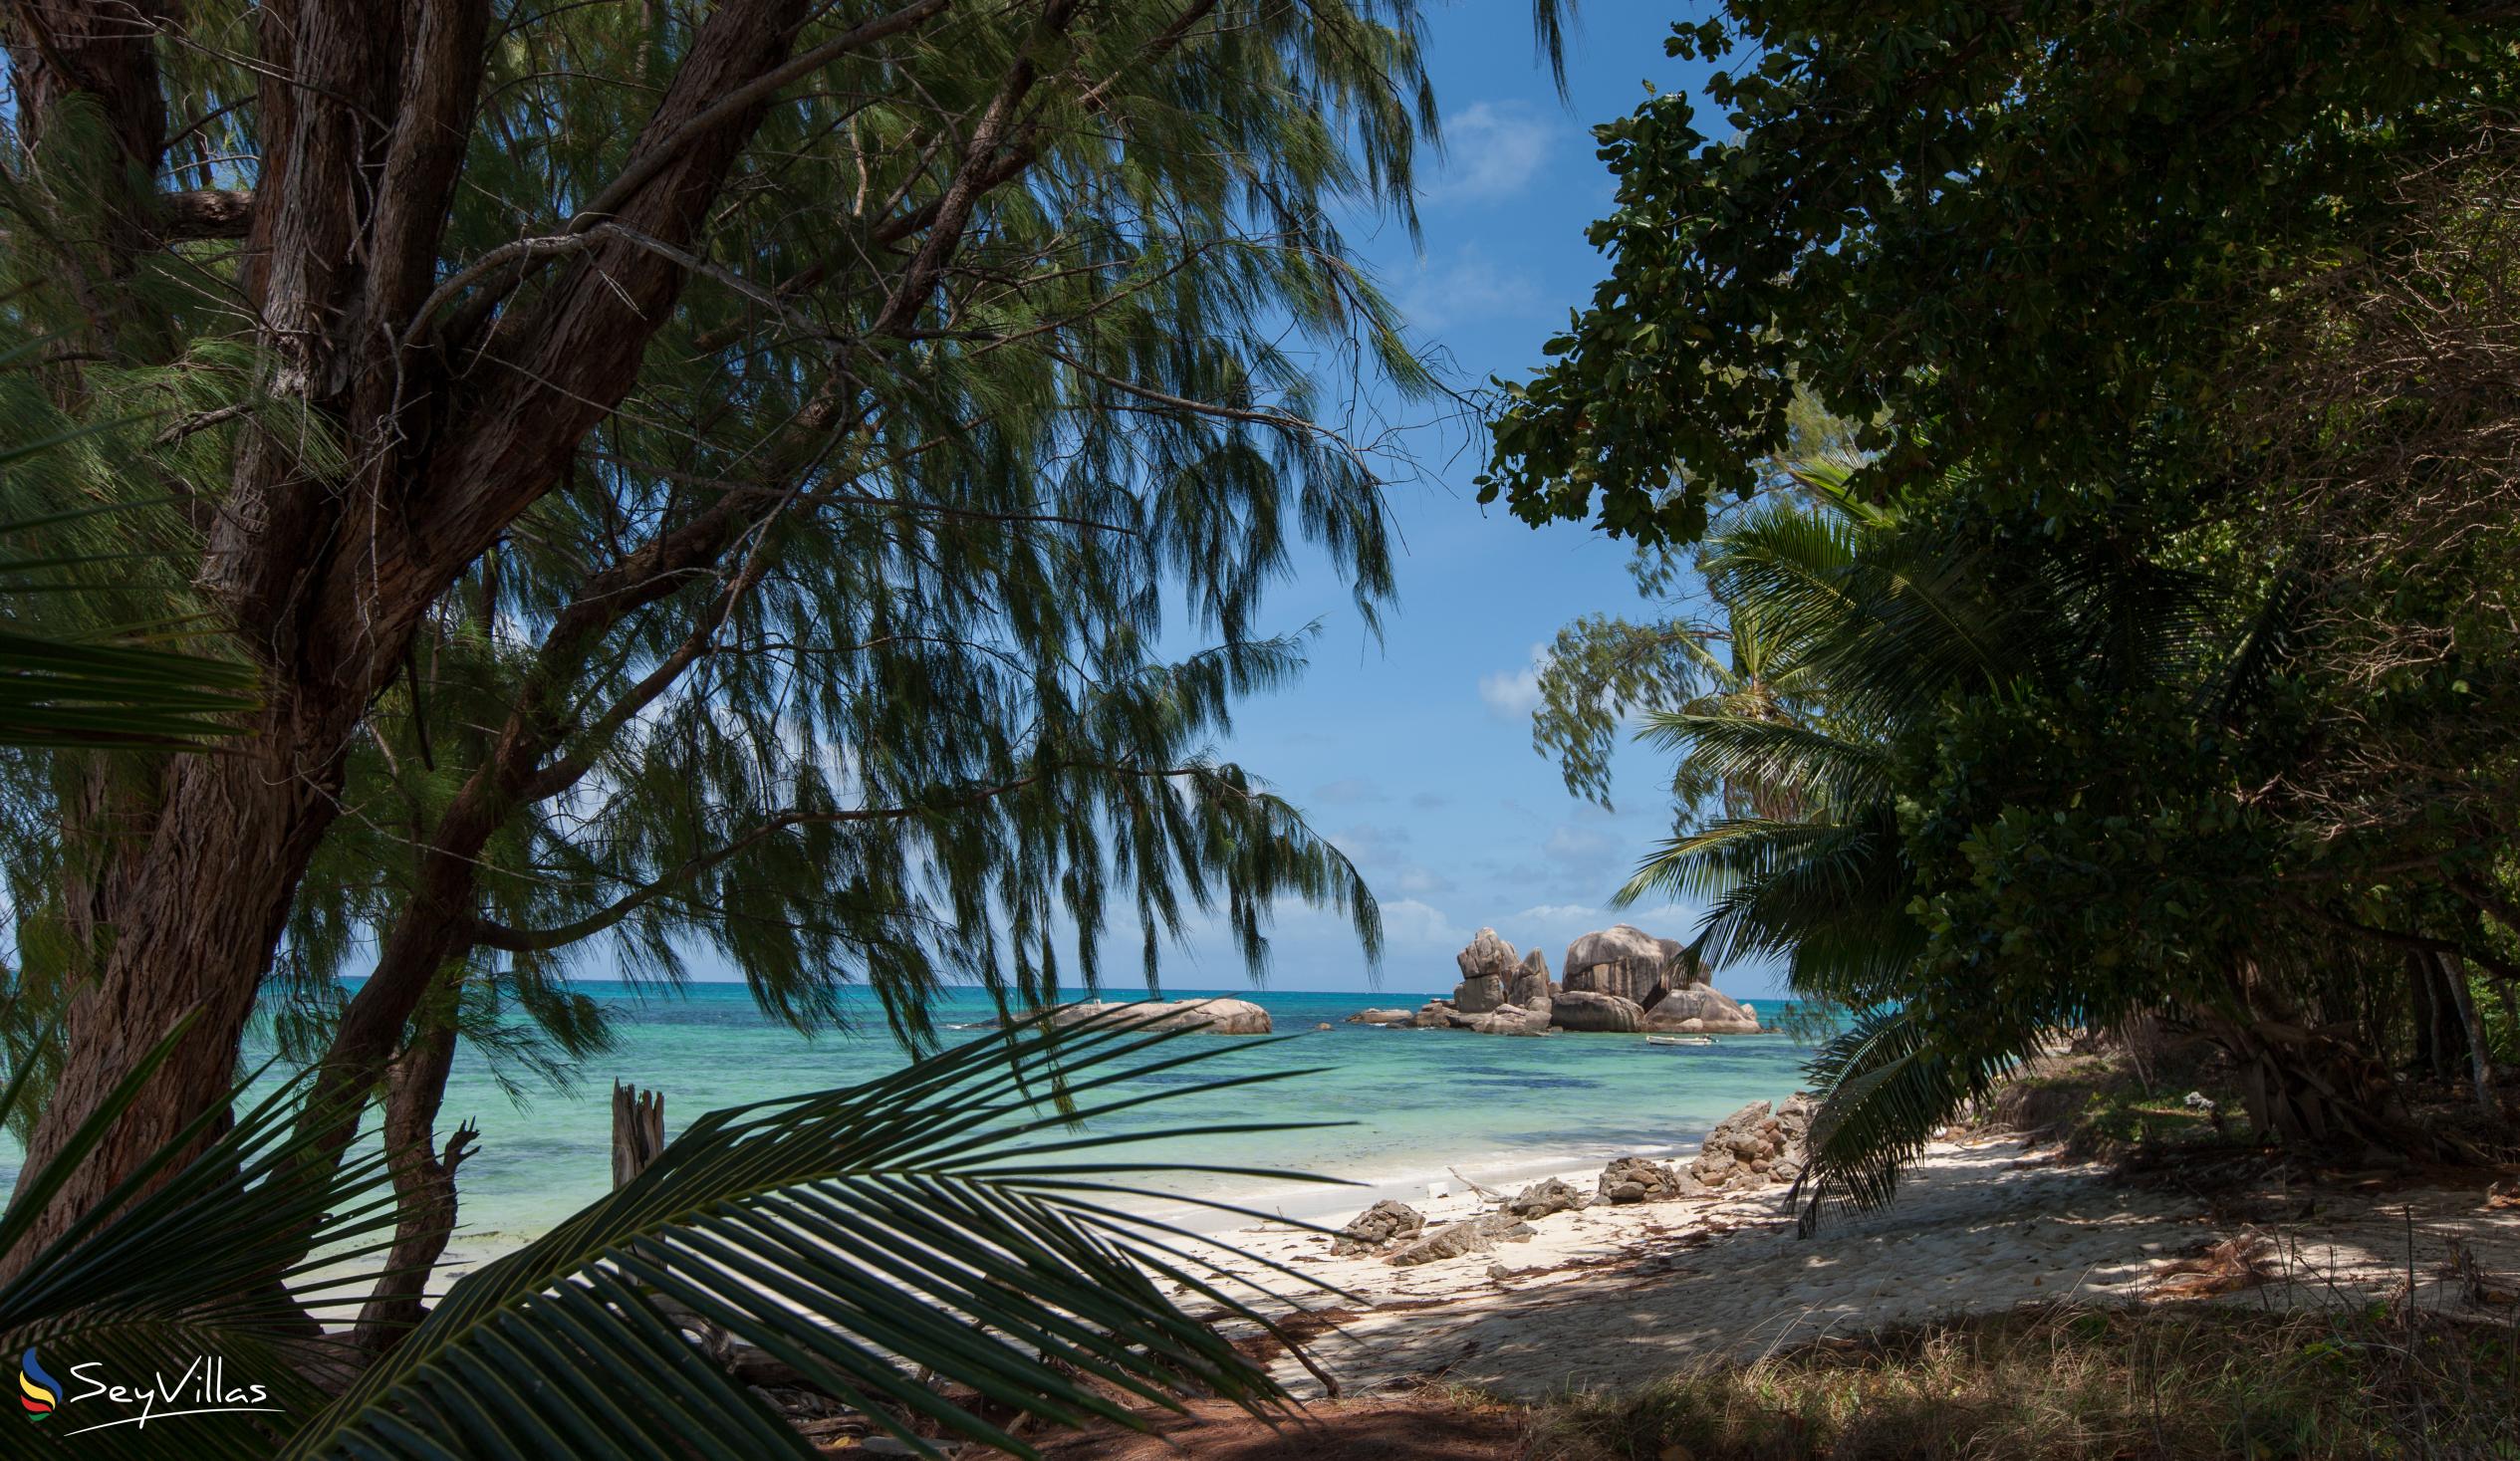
612 1082 666 1188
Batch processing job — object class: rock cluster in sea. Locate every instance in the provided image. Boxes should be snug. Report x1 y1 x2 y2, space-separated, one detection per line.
1360 925 1761 1037
1040 996 1273 1035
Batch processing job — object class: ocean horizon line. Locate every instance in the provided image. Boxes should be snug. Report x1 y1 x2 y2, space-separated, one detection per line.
328 976 1467 1000
323 976 1794 1004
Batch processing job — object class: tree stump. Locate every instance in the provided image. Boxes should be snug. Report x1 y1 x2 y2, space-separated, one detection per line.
613 1082 665 1188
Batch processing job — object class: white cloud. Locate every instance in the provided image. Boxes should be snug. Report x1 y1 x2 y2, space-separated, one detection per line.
1511 902 1601 926
1425 101 1557 206
1543 824 1617 867
1477 642 1548 721
1395 246 1546 335
1617 903 1698 933
1392 865 1454 897
1378 897 1468 950
1330 823 1411 864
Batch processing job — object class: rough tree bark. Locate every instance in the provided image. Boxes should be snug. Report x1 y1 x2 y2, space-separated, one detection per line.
5 0 855 1273
348 1010 475 1360
612 1084 665 1189
2409 949 2444 1077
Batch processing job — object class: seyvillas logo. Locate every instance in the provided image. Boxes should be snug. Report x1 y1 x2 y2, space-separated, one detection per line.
19 1348 59 1420
15 1352 280 1437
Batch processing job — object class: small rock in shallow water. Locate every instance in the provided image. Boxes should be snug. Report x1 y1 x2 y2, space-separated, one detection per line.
1043 996 1272 1034
1347 1007 1416 1025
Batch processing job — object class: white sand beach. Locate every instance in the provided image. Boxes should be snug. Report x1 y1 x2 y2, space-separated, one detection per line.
1182 1135 2520 1400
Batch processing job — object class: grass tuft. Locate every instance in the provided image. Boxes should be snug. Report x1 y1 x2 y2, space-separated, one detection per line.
1526 1304 2520 1460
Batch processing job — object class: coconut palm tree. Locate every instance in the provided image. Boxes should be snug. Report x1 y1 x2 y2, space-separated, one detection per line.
1611 464 2307 1231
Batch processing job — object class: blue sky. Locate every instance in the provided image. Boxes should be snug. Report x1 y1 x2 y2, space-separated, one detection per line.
1134 2 1761 999
656 3 1754 1003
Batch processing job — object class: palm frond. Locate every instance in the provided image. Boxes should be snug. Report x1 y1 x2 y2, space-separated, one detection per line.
281 1011 1337 1460
4 1008 1338 1458
1635 711 1890 810
1615 815 1840 906
0 625 258 747
1787 1006 2038 1236
1683 826 1911 980
2202 562 2311 727
0 1004 405 1460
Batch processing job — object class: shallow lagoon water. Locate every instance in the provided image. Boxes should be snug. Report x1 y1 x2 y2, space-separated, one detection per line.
373 982 1821 1246
4 982 1821 1250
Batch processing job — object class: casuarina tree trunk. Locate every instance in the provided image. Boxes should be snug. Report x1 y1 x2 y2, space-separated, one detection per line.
350 1013 475 1359
8 722 357 1279
4 0 825 1271
2407 949 2450 1080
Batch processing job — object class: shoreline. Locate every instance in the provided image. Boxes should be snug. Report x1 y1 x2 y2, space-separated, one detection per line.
409 1129 1736 1294
1175 1134 2520 1400
341 1124 2520 1429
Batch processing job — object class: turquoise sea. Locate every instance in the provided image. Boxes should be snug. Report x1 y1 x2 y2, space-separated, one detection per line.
378 983 1822 1251
7 983 1822 1256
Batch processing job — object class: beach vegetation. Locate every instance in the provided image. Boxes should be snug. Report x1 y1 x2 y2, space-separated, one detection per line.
1526 1304 2520 1461
1499 0 2520 1225
0 1003 1329 1458
0 0 1561 1338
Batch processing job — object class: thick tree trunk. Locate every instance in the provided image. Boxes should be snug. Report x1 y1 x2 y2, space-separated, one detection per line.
2197 962 2433 1163
5 723 353 1277
8 0 822 1267
2208 1013 2419 1160
350 1014 475 1359
3 1 173 343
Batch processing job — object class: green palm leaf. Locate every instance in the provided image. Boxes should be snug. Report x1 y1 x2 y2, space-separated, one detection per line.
4 1008 1339 1458
281 1010 1336 1459
0 1002 405 1459
1635 711 1890 811
0 625 258 748
1786 1006 2040 1236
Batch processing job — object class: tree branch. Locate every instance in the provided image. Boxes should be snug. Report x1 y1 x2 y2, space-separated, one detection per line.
468 763 1199 954
151 187 254 240
568 0 958 233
